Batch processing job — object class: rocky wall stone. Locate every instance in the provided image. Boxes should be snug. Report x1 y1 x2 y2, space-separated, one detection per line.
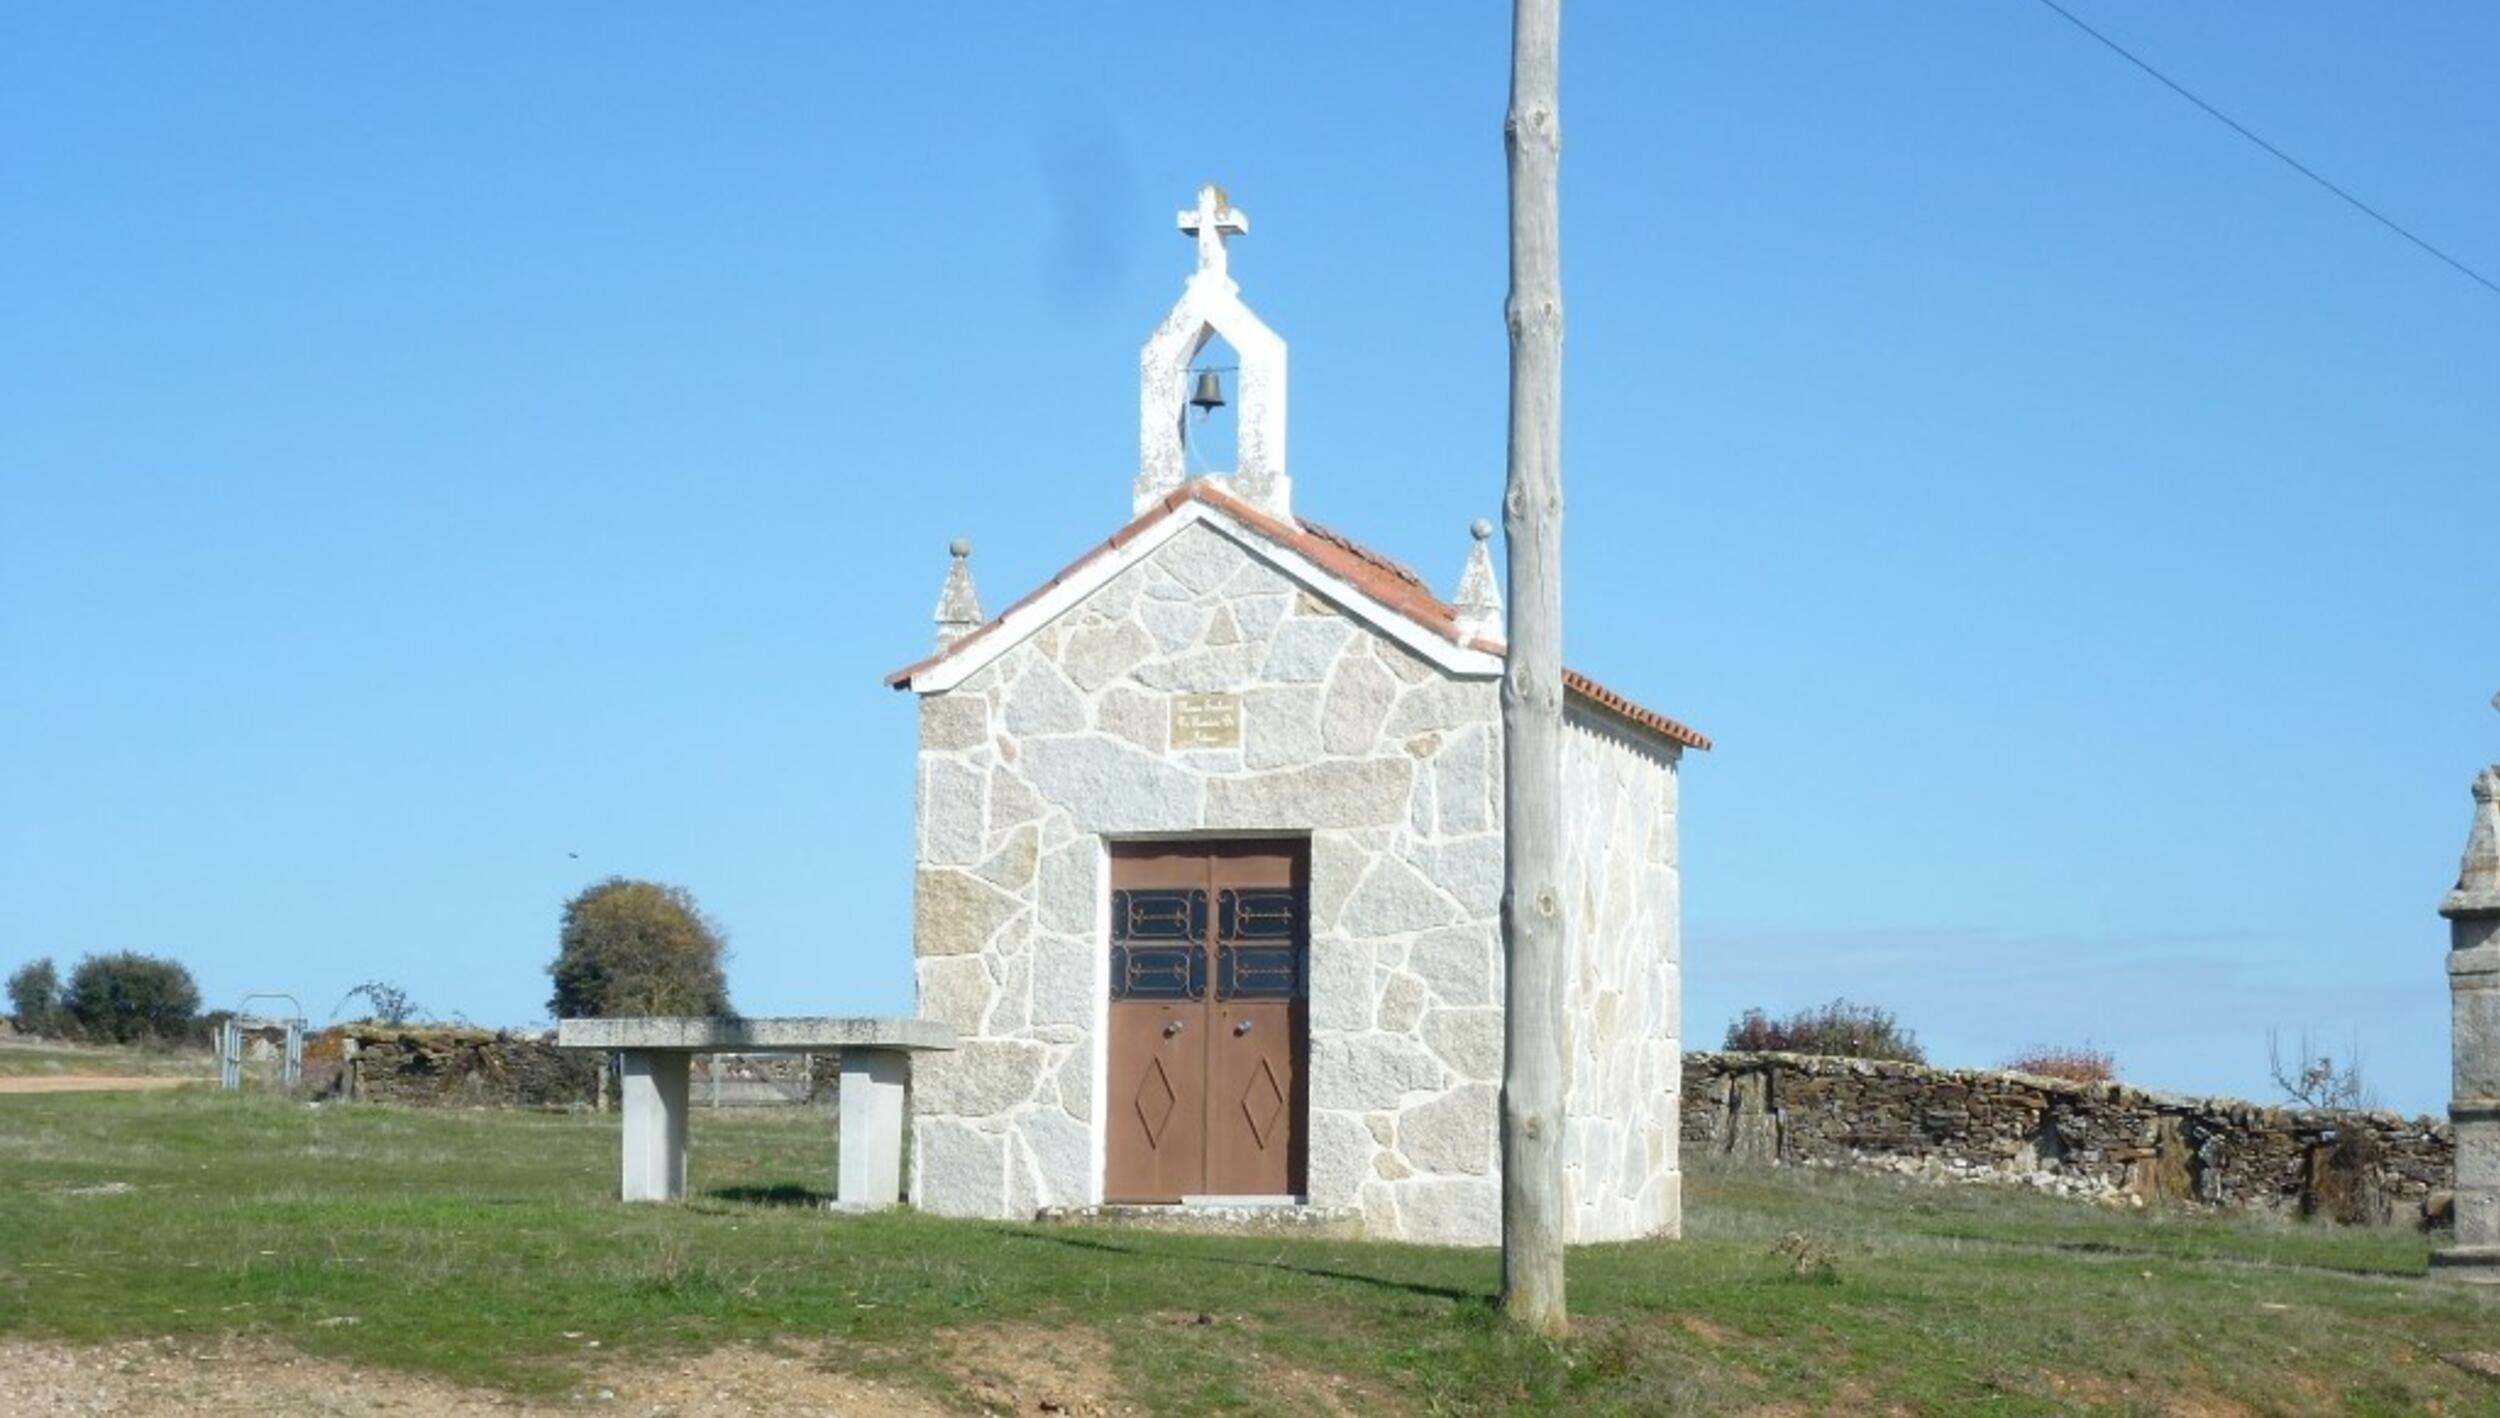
304 1028 603 1108
1684 1050 2455 1223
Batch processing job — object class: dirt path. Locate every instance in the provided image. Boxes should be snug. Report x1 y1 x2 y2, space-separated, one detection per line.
0 1326 1191 1417
0 1075 204 1094
0 1336 961 1417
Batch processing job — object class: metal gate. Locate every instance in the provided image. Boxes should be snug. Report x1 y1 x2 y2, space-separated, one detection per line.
219 993 305 1091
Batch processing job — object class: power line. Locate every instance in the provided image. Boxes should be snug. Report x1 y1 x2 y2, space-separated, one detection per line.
2031 0 2500 300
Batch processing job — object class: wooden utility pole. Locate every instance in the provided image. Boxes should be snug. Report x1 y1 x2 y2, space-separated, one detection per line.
1499 0 1568 1338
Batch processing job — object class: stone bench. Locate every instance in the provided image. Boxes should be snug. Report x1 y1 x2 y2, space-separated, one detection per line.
557 1016 954 1207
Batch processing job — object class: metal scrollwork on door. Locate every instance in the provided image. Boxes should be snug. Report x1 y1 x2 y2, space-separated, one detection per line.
1215 888 1303 1001
1110 889 1207 1001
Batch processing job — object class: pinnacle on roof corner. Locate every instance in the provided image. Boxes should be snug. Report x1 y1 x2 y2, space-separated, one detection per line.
1452 518 1503 647
2447 761 2500 920
933 538 984 651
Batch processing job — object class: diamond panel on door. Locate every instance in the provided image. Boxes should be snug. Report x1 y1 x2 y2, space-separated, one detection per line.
1241 1058 1286 1150
1137 1056 1179 1147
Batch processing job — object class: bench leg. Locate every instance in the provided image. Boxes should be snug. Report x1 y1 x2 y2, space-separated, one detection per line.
619 1051 690 1202
836 1049 908 1210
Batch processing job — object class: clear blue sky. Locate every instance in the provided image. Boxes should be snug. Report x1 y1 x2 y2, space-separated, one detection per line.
4 4 2492 1113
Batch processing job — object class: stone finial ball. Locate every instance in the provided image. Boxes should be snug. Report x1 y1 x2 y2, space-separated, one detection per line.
1470 518 1494 541
950 538 971 558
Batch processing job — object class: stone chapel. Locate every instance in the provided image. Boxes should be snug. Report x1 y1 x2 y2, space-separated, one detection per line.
886 186 1708 1246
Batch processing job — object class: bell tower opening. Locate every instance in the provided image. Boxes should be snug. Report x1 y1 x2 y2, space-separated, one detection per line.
1135 184 1289 519
1180 335 1241 479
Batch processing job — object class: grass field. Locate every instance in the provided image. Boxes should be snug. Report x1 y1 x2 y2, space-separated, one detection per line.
2 1090 2496 1415
0 1036 215 1080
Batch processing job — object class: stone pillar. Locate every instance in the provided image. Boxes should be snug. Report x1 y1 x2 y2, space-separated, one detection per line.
835 1049 910 1211
619 1051 691 1203
2435 765 2500 1282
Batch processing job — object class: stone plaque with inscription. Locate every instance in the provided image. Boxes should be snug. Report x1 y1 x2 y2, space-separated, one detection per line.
1169 692 1242 750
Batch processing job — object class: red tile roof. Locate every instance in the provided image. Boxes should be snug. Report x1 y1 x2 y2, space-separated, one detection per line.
886 479 1709 752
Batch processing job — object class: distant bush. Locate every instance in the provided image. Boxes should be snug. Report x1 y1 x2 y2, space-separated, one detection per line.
548 877 731 1020
7 957 66 1037
63 952 201 1045
2001 1044 2117 1083
337 980 424 1027
1724 999 1925 1064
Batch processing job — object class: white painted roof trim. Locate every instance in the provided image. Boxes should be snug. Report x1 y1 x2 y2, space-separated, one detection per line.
901 500 1503 695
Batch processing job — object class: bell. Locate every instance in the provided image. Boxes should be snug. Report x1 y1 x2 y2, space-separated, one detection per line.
1189 368 1226 413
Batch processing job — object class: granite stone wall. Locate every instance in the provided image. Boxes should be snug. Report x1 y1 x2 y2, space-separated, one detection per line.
909 518 1683 1245
910 521 1507 1241
1684 1050 2453 1224
1558 707 1684 1239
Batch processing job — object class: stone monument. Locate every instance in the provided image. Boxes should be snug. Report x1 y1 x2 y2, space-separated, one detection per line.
2433 697 2500 1282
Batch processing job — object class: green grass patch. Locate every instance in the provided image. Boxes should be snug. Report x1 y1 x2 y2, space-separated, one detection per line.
1 1091 2494 1415
0 1037 215 1078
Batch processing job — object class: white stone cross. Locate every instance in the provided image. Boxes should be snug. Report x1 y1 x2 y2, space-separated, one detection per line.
1177 184 1249 282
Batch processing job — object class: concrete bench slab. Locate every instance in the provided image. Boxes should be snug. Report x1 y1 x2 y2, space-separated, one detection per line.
556 1016 954 1053
557 1016 954 1208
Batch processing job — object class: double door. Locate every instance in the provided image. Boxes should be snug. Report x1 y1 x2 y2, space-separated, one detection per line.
1104 841 1308 1202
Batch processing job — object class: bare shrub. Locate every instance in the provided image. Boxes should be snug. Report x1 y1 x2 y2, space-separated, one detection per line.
2001 1043 2117 1083
1724 999 1925 1064
1769 1231 1840 1283
335 980 423 1027
2268 1028 2378 1112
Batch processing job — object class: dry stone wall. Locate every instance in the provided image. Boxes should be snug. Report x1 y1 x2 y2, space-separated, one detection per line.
305 1029 836 1110
306 1028 600 1108
1685 1050 2453 1224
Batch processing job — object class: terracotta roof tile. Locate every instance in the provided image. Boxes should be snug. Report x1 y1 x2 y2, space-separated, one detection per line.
1560 668 1713 752
886 478 1709 752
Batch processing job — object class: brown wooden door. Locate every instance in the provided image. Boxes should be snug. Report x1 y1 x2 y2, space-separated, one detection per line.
1104 841 1307 1202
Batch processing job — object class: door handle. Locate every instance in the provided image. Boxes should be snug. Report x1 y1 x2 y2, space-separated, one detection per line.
1164 1020 1185 1038
1233 1019 1253 1036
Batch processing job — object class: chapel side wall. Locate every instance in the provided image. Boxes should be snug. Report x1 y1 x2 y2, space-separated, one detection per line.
1557 707 1683 1242
907 519 1509 1243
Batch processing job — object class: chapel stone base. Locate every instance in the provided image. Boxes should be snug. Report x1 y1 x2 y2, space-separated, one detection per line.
1032 1202 1366 1239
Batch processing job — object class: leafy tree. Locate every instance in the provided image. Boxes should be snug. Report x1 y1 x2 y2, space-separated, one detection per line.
7 957 64 1036
547 877 731 1019
63 952 202 1044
